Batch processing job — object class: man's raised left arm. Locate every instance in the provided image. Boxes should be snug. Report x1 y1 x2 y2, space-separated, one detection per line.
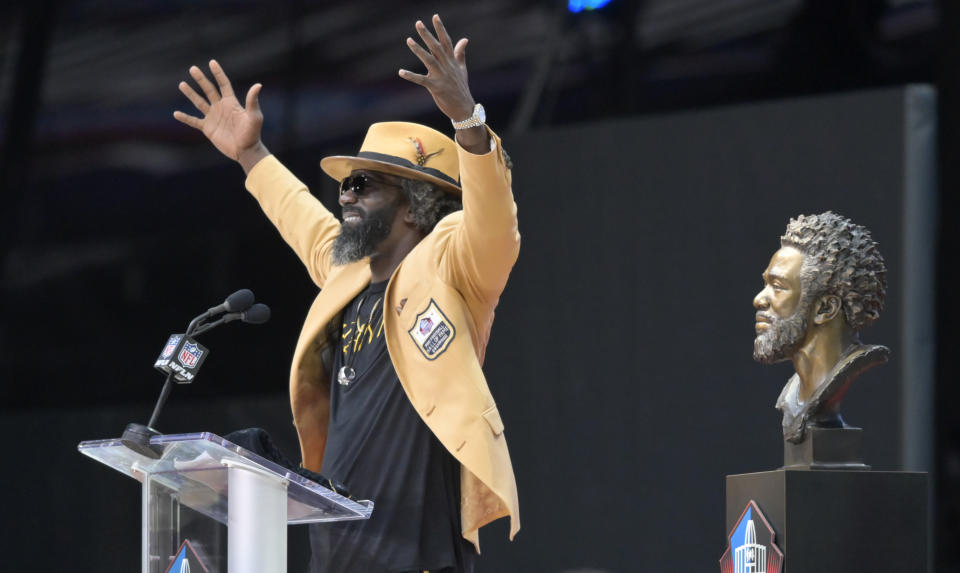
400 15 520 300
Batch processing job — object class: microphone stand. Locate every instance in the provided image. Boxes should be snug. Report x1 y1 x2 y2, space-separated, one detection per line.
119 290 266 459
120 313 209 458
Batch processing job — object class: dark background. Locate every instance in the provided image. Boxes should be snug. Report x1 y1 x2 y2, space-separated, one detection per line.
1 0 955 571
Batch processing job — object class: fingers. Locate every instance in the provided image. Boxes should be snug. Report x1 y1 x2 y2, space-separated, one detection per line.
415 19 443 55
189 65 221 103
432 14 454 53
454 38 468 66
172 110 203 130
245 83 262 113
208 59 235 99
404 15 467 84
179 81 210 114
398 69 427 86
406 37 437 69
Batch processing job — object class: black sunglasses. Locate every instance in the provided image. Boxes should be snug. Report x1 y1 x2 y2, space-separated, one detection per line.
339 173 403 196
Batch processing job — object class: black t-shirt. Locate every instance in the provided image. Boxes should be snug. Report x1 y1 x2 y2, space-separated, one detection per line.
309 280 476 573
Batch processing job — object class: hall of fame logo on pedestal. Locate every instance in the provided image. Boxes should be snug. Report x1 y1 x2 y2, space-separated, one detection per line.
720 500 783 573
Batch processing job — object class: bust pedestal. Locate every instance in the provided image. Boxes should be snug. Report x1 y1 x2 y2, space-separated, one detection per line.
782 426 869 470
724 469 928 572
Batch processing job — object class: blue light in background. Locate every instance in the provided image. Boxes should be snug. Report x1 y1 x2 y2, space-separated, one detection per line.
568 0 613 13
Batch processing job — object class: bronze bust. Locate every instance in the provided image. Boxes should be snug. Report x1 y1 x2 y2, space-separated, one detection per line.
753 212 888 445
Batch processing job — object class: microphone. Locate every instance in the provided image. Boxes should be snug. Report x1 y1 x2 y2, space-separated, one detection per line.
186 289 256 335
190 303 271 336
208 288 255 316
240 303 271 324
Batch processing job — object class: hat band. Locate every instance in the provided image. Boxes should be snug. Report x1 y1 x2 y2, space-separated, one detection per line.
357 151 460 188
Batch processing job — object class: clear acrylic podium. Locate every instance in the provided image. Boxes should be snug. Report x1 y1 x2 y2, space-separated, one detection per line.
78 432 373 573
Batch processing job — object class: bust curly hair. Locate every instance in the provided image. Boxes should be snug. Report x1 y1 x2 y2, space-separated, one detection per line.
780 211 887 331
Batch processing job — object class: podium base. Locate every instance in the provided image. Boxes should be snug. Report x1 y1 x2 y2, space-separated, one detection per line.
120 423 163 459
725 469 928 573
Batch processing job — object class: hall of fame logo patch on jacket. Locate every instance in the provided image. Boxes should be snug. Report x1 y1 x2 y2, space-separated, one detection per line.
408 299 456 360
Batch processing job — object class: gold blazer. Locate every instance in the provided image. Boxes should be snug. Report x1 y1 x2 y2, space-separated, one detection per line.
244 129 520 551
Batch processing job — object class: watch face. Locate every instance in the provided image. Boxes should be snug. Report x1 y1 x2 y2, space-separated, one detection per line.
476 104 486 123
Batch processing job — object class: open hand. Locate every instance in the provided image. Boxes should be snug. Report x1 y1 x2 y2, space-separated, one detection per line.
174 60 266 168
399 15 476 124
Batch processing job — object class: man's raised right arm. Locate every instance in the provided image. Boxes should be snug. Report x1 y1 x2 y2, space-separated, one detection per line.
173 59 270 174
173 60 339 286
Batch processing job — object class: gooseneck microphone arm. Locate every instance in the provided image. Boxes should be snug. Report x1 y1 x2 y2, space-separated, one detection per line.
190 303 272 336
187 288 256 335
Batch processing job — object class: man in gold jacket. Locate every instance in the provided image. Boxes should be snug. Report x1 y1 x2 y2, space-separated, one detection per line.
175 15 519 572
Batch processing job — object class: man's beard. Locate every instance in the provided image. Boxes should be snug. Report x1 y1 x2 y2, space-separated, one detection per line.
331 202 399 265
753 304 810 364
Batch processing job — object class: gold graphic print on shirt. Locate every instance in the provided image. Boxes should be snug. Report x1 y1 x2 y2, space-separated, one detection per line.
341 298 384 358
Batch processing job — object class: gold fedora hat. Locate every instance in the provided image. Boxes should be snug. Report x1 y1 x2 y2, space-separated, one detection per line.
320 122 461 195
